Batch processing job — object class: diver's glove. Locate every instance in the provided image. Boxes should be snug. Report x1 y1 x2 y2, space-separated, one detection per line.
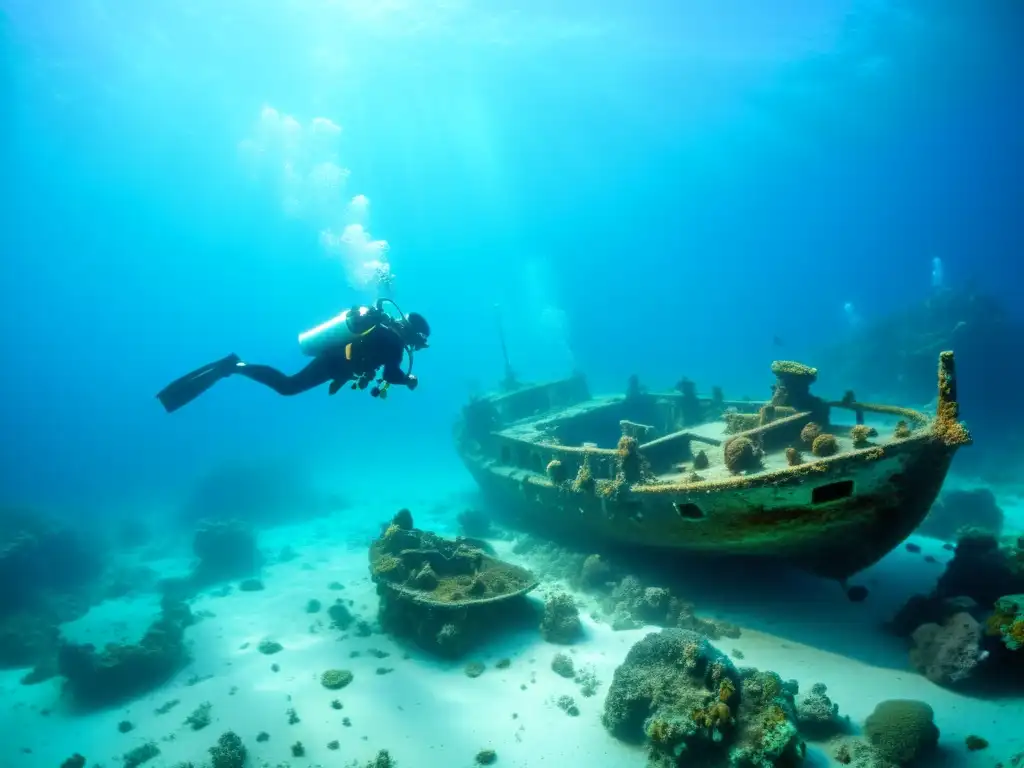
407 375 419 391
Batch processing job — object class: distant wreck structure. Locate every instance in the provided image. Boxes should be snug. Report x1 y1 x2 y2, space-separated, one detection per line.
454 352 970 581
815 288 1020 477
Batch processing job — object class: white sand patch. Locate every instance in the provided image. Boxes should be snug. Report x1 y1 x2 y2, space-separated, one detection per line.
3 510 1022 768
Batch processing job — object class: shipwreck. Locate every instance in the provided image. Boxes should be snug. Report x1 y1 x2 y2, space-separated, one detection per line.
453 352 971 581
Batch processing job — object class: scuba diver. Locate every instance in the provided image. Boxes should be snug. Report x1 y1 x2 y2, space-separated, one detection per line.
156 299 430 413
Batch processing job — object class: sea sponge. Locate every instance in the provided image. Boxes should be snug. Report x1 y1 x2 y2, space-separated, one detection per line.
894 420 912 439
849 425 876 447
320 669 354 690
800 422 822 445
811 434 839 457
692 449 709 470
723 436 762 474
864 699 939 766
785 447 802 466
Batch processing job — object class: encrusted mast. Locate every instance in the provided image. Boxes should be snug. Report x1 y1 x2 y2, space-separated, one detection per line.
934 350 971 448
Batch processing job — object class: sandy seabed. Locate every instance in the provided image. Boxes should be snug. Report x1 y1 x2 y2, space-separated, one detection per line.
2 478 1023 768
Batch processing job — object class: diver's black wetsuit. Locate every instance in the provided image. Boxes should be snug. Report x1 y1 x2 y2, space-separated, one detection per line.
235 325 412 396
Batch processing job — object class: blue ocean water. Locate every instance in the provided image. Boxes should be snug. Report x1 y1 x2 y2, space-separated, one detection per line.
1 1 1022 767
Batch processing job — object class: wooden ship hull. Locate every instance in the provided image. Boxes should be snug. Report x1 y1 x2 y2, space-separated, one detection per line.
453 353 972 581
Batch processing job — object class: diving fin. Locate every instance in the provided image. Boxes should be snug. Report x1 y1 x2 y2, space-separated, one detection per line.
156 354 240 413
328 380 343 395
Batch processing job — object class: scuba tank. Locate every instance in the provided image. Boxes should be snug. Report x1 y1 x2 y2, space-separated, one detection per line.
297 305 379 358
298 299 418 399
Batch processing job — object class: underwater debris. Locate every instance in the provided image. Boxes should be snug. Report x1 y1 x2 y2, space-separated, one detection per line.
369 510 538 658
238 578 264 591
306 598 322 613
117 720 134 733
475 748 497 765
60 755 85 768
465 661 485 678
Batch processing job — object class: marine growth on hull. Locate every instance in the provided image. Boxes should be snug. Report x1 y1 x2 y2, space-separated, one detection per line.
455 353 971 579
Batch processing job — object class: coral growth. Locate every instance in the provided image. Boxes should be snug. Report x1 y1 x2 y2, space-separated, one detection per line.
785 447 802 467
208 731 247 768
370 510 538 657
990 594 1024 651
890 531 1024 689
893 420 912 439
321 669 354 689
602 629 804 767
571 455 595 493
724 413 761 434
693 450 710 471
909 613 986 686
799 423 821 445
849 425 876 448
0 509 105 671
57 597 194 708
771 361 828 424
723 436 763 474
793 683 847 740
602 576 740 639
863 700 939 766
811 434 839 458
540 593 582 644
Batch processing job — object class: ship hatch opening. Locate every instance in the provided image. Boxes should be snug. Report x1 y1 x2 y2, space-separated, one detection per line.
812 480 854 504
674 502 704 520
